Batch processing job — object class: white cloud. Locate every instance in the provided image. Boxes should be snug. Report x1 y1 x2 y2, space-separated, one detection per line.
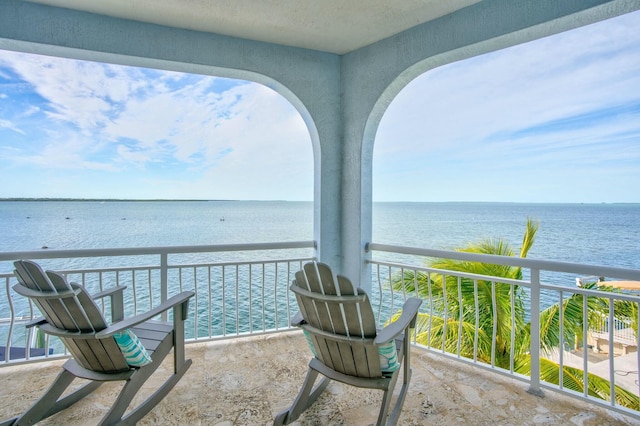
0 49 313 200
1 10 638 202
0 119 25 135
374 11 640 202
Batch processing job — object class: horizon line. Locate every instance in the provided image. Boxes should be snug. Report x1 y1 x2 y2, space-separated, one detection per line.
0 198 638 205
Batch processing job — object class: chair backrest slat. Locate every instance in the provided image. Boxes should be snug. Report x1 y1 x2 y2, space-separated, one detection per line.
47 271 108 331
14 261 76 330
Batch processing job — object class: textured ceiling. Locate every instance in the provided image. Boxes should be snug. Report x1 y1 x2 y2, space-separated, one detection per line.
27 0 480 54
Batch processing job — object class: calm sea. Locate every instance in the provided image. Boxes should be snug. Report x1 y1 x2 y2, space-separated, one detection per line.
0 200 638 274
1 200 638 343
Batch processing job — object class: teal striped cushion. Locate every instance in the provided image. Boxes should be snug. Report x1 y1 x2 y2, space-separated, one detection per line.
302 330 318 357
114 329 152 367
377 340 399 372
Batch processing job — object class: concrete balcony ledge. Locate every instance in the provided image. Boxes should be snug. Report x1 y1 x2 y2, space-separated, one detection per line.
0 332 637 425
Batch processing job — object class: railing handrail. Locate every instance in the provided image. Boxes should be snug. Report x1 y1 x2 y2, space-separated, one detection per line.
0 240 317 262
367 258 640 304
366 242 640 281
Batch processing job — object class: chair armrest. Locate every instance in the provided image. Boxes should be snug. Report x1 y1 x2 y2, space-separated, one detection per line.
91 285 126 301
374 297 422 344
291 311 305 327
87 285 126 322
95 291 194 338
25 317 47 329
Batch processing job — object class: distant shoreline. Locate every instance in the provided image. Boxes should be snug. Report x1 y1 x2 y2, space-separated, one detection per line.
0 198 637 205
0 198 226 202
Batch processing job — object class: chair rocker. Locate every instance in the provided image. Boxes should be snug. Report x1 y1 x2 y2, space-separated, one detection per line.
274 262 422 426
1 259 194 426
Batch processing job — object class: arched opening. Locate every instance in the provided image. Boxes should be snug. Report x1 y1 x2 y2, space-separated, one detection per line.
0 49 315 250
372 10 640 265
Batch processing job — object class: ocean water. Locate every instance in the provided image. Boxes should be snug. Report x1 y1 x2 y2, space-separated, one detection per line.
0 200 638 272
1 201 638 344
372 202 640 269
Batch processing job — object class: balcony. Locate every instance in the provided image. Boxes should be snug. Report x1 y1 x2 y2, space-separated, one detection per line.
1 242 640 424
0 332 636 425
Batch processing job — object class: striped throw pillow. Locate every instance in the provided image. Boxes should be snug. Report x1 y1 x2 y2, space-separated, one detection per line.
114 329 152 367
377 340 399 373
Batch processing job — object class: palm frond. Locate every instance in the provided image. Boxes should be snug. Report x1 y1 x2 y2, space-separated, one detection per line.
519 218 539 258
515 357 639 410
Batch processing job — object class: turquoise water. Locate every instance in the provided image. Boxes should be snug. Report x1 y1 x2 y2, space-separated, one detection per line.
373 202 640 269
0 200 638 269
1 200 638 345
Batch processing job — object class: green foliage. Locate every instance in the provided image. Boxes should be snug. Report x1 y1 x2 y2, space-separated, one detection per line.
390 217 639 410
515 357 639 410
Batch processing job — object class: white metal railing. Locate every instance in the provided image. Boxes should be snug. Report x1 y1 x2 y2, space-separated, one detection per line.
589 316 636 347
0 241 316 365
3 240 640 420
366 242 640 420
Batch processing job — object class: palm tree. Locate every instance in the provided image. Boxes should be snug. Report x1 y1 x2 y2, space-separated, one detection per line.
391 218 639 409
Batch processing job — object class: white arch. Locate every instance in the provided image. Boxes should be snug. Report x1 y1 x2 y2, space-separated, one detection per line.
348 2 640 288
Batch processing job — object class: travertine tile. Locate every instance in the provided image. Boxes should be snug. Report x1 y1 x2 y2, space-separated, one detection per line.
0 332 638 425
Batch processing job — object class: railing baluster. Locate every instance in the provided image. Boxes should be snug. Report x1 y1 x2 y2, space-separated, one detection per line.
412 268 419 344
4 276 14 364
222 265 227 336
558 290 565 389
441 272 447 354
637 301 640 399
261 263 266 331
208 265 212 339
235 264 239 335
248 264 253 334
608 298 616 405
491 280 497 368
473 278 479 363
582 292 589 398
528 268 542 396
274 262 279 330
160 253 168 321
510 281 515 373
147 268 152 310
457 275 462 357
132 269 138 315
192 266 198 339
427 271 433 350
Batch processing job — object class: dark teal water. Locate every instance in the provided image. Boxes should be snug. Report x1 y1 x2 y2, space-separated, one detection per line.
372 202 640 269
0 200 638 270
1 201 638 343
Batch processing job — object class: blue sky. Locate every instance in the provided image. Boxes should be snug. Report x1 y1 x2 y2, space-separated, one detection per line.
1 11 639 202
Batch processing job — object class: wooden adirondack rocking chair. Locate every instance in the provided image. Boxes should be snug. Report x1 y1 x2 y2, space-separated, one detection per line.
274 262 422 426
1 260 194 426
